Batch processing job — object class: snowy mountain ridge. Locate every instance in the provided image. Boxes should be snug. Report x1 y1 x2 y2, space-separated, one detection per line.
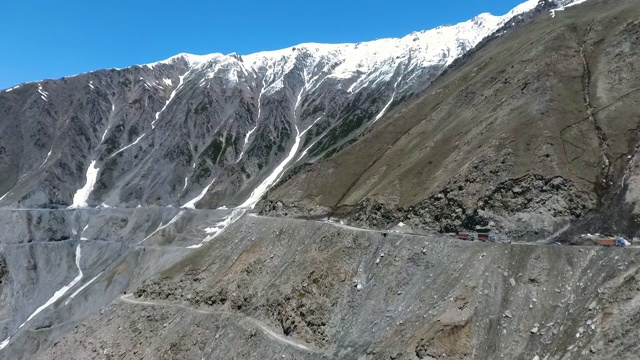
145 0 544 96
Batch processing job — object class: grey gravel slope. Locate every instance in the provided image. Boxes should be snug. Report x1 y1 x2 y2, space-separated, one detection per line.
30 214 640 360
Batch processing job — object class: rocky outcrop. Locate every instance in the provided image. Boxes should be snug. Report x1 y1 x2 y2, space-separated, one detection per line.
258 200 332 220
264 175 593 239
478 175 594 217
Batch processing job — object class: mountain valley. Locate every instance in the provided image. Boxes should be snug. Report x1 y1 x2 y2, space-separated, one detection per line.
1 0 640 359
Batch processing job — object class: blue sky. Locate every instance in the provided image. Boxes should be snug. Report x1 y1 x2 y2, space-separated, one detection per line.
0 0 528 89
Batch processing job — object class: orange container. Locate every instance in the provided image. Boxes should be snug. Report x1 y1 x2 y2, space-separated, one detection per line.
599 238 616 246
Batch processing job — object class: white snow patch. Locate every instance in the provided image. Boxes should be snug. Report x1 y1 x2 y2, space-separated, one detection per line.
372 76 402 124
0 190 9 203
100 125 111 143
101 103 117 143
187 208 246 249
65 272 103 305
204 226 219 234
69 161 99 209
186 114 321 248
138 211 185 245
38 150 52 168
239 75 314 193
4 85 20 92
551 0 591 17
181 177 189 193
80 224 89 239
506 0 539 17
0 245 83 350
163 78 172 86
564 0 591 8
236 82 268 163
236 123 258 163
296 138 322 162
145 53 221 68
153 72 188 129
181 178 216 209
88 81 95 90
109 134 146 158
295 116 324 162
37 84 49 101
239 119 319 209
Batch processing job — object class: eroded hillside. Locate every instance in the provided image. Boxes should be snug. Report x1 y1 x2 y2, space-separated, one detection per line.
30 215 640 360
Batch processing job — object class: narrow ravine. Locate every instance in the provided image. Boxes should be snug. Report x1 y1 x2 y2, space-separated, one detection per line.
579 24 611 190
238 120 319 209
100 102 117 143
181 178 216 209
138 211 186 245
65 271 103 305
0 244 83 350
236 79 267 163
187 83 321 249
187 208 246 249
371 77 402 124
152 72 189 129
109 134 146 158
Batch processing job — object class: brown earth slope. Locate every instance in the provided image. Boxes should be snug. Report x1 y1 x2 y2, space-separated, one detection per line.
265 0 640 239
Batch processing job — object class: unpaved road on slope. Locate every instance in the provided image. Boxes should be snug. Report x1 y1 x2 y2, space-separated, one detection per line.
119 294 318 353
248 213 604 248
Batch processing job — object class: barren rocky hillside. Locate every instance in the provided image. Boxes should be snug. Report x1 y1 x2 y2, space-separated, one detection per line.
1 0 639 359
27 215 640 360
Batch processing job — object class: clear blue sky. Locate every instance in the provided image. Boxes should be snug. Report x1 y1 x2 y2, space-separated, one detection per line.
0 0 527 89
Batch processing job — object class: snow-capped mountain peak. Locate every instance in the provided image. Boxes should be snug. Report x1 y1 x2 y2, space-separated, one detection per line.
0 0 594 212
143 0 547 97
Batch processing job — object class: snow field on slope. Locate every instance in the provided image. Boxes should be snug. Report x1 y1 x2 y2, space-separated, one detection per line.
69 161 100 209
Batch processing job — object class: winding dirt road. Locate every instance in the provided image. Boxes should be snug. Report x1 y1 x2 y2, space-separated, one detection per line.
119 294 317 353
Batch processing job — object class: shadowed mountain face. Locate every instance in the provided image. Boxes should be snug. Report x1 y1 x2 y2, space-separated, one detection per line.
266 0 640 239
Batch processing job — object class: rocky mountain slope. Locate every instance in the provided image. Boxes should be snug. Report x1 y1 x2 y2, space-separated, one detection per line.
266 0 640 241
23 215 640 360
3 0 640 359
0 0 539 211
